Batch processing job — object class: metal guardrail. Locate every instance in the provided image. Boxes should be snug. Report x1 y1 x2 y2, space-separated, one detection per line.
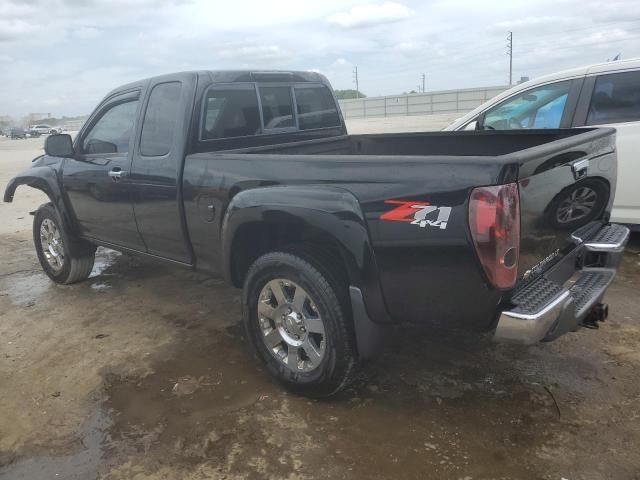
338 85 508 119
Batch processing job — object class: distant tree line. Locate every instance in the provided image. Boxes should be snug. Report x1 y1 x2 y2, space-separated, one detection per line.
30 115 87 126
334 89 366 100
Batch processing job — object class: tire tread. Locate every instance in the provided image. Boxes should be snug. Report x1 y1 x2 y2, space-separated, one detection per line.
243 249 358 397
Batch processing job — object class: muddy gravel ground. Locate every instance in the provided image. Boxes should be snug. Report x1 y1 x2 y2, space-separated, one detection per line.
1 135 640 480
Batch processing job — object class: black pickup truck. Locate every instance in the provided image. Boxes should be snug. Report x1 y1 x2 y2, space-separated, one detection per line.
4 70 630 396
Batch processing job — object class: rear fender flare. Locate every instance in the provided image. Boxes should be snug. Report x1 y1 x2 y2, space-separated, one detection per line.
221 185 390 326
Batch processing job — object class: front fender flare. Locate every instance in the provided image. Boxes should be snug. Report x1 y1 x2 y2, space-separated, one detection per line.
4 166 76 235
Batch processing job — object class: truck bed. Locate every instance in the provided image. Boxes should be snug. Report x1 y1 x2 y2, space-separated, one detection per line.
184 128 617 331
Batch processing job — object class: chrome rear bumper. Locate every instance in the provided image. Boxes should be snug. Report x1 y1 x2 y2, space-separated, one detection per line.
495 224 629 344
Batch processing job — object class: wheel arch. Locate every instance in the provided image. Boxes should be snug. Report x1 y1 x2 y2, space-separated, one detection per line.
221 185 372 290
4 166 78 237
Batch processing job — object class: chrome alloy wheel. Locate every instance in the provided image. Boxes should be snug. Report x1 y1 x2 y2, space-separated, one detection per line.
40 218 64 271
257 279 326 372
556 186 597 224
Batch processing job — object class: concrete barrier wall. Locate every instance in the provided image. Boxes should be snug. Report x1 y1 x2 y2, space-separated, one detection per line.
338 85 508 119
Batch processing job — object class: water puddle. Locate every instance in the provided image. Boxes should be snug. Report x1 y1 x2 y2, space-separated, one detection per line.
0 411 111 480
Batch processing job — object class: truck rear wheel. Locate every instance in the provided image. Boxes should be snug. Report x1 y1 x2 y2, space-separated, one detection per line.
33 204 96 285
242 250 357 397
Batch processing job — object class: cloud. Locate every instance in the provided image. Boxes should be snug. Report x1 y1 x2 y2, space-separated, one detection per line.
216 44 288 62
490 15 570 32
0 18 36 42
327 2 413 29
331 58 350 68
1 0 640 117
73 26 102 40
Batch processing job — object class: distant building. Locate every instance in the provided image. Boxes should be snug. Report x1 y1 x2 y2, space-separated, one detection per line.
517 76 530 84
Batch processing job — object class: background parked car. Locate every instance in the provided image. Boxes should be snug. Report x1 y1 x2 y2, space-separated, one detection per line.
10 128 27 139
445 57 640 229
29 124 63 135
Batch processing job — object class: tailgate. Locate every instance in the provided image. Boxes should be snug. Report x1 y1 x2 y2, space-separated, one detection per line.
515 128 617 284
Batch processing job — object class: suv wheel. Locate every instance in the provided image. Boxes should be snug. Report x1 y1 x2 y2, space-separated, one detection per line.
33 204 96 284
242 250 357 397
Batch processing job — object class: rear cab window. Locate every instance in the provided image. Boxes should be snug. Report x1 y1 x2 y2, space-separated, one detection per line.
259 86 295 129
294 86 341 130
201 86 261 140
199 81 341 143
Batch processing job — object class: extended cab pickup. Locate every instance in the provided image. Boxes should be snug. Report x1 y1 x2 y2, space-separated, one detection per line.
4 70 630 396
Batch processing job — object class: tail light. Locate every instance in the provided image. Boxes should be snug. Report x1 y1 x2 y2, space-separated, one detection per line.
468 183 520 289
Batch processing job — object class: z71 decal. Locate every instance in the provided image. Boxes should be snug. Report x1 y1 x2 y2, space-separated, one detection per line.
380 200 452 230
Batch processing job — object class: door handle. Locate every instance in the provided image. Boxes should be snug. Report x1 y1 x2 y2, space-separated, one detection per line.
108 168 127 182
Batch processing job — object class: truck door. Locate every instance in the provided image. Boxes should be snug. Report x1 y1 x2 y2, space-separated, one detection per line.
63 91 145 250
129 74 196 264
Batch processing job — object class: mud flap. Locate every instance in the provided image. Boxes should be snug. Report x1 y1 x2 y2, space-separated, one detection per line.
349 286 386 359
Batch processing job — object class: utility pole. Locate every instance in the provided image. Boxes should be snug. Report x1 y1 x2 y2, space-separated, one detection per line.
353 66 359 98
422 73 426 93
506 31 513 86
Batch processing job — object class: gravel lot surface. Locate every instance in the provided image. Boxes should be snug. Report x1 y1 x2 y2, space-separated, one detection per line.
1 120 639 479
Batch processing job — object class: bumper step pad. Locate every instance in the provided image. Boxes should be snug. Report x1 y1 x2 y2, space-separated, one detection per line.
510 277 565 316
584 224 630 252
570 270 614 318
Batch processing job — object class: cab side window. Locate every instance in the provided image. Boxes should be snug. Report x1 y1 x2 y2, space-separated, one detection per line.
82 100 139 154
482 81 571 130
586 71 640 125
140 82 182 157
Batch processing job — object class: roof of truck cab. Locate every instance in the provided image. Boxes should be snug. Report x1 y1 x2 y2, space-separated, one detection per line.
104 70 330 99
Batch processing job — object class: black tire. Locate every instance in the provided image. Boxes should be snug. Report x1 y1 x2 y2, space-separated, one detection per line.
33 204 96 284
242 250 358 397
547 179 609 230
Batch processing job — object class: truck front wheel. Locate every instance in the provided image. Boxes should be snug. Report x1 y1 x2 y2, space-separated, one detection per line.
242 251 357 397
33 204 96 284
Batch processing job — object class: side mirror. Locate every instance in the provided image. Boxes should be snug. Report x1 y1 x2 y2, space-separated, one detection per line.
45 134 74 158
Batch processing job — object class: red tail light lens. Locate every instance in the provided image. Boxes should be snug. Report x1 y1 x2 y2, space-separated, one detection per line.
468 183 520 289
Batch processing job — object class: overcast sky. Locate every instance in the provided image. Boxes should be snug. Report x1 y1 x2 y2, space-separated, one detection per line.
1 0 639 118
